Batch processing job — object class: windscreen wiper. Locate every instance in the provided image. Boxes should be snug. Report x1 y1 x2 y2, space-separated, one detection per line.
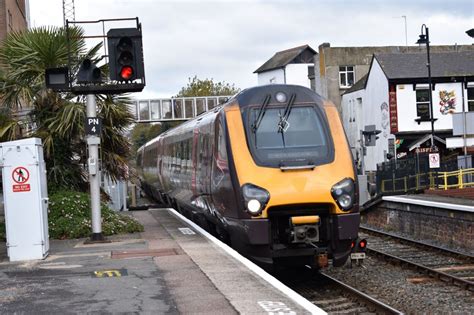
278 93 296 133
252 94 271 132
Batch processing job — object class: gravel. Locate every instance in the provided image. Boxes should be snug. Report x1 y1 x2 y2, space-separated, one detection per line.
324 256 474 314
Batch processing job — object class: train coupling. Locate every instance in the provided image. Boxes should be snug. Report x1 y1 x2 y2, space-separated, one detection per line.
288 215 320 244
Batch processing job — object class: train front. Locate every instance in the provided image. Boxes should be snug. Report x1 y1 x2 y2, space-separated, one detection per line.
224 84 360 268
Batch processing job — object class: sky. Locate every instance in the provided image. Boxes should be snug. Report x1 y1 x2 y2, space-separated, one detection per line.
28 0 474 99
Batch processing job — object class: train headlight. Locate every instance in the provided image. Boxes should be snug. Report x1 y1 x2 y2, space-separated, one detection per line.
331 178 355 211
242 183 270 216
275 92 287 103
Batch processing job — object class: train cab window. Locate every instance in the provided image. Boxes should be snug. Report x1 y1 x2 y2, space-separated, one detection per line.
247 105 333 168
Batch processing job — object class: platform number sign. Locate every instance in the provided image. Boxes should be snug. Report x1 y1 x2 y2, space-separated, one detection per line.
85 117 102 136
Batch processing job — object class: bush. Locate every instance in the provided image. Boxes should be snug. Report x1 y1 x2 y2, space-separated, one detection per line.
48 190 143 239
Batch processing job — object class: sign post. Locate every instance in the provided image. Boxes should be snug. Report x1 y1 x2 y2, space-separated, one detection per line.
86 95 104 241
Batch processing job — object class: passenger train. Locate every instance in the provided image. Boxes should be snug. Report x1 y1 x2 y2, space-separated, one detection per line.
137 84 361 268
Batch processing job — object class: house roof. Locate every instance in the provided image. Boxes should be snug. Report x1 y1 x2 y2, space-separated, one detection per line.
374 51 474 79
343 74 368 95
254 45 317 73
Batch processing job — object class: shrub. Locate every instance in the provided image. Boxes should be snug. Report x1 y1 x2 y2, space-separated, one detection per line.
48 190 143 239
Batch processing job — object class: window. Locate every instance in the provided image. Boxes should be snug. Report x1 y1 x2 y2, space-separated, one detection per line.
246 105 334 168
468 87 474 112
416 89 430 119
339 66 355 88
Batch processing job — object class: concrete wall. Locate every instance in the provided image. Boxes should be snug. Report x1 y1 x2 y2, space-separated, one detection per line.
316 43 474 113
362 201 474 252
285 64 312 88
257 68 285 85
396 82 468 133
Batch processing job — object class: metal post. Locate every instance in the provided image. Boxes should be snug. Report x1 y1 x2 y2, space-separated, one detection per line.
86 94 104 241
425 27 436 150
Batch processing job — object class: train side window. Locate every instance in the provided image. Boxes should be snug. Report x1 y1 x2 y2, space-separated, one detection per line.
217 123 227 160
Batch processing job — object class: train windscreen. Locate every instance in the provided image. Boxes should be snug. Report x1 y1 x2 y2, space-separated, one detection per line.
246 105 334 168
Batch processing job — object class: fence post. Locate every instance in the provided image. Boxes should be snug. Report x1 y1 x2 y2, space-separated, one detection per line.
459 169 463 189
404 176 407 192
443 172 448 190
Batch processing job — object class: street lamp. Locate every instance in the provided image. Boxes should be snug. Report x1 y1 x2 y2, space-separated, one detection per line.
416 24 436 150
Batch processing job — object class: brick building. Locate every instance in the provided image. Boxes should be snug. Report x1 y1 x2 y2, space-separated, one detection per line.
0 0 28 43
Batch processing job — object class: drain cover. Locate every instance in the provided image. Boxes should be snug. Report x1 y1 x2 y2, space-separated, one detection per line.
111 248 180 259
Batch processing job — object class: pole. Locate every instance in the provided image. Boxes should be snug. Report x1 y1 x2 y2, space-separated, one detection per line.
402 15 408 46
86 94 104 241
461 79 468 163
425 27 436 150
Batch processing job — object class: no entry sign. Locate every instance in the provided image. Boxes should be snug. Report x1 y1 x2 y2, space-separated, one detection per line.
12 166 31 192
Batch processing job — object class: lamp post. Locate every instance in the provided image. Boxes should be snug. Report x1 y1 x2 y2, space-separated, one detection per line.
416 24 436 151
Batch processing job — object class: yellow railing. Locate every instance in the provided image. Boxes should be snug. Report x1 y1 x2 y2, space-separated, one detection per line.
381 172 437 193
437 168 474 190
381 169 474 193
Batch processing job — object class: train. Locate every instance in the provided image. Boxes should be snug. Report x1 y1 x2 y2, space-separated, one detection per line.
137 84 362 268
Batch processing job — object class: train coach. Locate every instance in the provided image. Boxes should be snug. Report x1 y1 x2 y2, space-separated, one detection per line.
137 84 362 268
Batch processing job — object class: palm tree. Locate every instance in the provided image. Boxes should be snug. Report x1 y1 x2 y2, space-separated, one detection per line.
0 26 134 191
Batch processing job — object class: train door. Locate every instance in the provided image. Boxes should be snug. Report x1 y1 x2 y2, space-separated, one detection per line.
211 114 238 218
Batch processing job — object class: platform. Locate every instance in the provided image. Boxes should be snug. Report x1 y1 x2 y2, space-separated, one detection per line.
0 208 323 314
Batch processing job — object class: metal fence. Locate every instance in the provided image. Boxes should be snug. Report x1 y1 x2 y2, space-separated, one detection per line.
377 155 474 195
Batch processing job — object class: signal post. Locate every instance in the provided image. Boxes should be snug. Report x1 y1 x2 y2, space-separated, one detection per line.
45 17 145 242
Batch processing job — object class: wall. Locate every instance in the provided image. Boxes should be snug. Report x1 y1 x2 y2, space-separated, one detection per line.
363 59 390 171
362 201 474 252
0 0 28 42
396 82 468 133
341 88 365 164
285 64 312 88
257 68 285 85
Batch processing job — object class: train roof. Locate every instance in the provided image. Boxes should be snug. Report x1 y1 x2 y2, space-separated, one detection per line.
234 84 325 108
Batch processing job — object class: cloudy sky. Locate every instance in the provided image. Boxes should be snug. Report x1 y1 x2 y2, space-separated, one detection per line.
29 0 473 99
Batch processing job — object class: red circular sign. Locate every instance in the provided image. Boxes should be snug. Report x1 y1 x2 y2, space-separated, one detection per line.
12 167 30 184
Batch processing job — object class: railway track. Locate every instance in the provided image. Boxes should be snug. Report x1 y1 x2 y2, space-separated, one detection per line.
277 269 402 314
360 225 474 291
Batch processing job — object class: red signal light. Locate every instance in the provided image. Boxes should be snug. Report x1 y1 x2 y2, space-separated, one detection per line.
120 66 133 80
351 241 355 249
359 239 367 249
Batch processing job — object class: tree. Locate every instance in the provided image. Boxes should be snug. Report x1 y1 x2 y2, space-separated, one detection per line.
0 26 134 191
176 75 240 97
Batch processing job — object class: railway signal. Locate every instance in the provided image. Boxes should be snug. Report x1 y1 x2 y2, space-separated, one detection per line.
77 59 102 84
107 28 144 82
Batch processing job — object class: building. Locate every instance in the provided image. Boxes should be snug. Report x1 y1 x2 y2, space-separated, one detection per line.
341 51 474 173
0 0 28 43
316 43 474 113
254 45 316 89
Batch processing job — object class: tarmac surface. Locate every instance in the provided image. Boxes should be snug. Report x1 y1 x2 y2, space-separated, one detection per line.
0 208 319 314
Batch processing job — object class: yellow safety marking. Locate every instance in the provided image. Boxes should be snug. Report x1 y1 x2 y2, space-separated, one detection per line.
93 269 122 278
291 215 320 225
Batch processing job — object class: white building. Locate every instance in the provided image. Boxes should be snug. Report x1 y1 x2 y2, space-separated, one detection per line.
342 51 474 172
254 45 316 89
